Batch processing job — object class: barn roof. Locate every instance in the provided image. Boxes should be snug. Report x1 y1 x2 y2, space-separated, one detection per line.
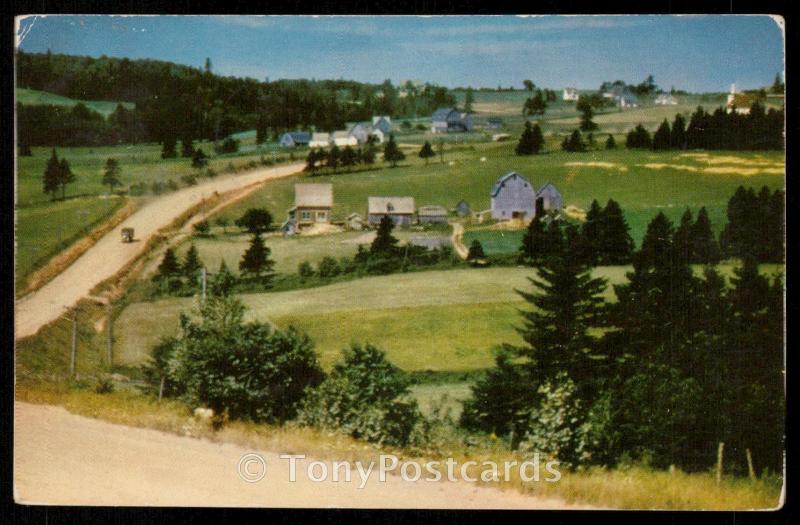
537 181 561 195
368 196 416 215
432 107 456 120
295 183 333 208
490 171 533 197
285 131 311 143
418 205 448 216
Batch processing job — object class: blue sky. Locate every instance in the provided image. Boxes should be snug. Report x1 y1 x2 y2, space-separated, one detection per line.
16 15 784 92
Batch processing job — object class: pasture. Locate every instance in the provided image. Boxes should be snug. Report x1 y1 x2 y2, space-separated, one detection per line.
113 263 781 371
16 87 135 117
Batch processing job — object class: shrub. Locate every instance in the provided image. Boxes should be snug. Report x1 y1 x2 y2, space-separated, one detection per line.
205 167 217 178
193 220 210 236
181 173 198 186
168 296 324 423
317 256 341 278
298 260 314 280
95 376 115 394
165 179 179 191
215 137 240 154
298 343 422 446
150 181 165 195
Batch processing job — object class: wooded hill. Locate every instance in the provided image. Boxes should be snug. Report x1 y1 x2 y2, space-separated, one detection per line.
16 51 456 146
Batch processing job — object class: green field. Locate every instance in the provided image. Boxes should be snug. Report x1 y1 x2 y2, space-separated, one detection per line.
211 145 784 248
16 88 136 117
15 196 126 287
113 263 782 372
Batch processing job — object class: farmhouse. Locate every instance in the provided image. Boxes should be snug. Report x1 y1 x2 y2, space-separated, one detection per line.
372 116 393 135
279 131 311 148
368 196 416 227
417 205 449 224
603 85 639 108
431 107 473 133
349 122 385 145
654 93 678 106
309 132 331 148
726 84 753 115
562 87 579 101
490 172 563 221
331 131 358 148
287 183 334 230
485 117 504 129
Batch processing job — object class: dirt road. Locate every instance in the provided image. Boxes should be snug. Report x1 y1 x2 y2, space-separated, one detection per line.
15 163 304 340
450 222 469 259
14 402 578 508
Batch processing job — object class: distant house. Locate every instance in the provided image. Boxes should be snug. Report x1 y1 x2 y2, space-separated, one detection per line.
372 116 393 135
279 131 311 148
455 200 471 217
287 183 334 231
490 172 563 221
349 123 385 145
346 212 365 231
603 85 639 108
417 205 449 224
431 108 473 133
309 132 331 148
490 172 537 221
367 196 416 227
331 131 358 148
562 87 579 101
654 93 678 106
485 117 504 130
726 84 753 115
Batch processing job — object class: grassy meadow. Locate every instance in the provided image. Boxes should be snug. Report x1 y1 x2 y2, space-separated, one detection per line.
15 87 135 117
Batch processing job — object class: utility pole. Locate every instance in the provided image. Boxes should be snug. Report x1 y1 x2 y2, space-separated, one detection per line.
106 303 113 369
70 310 78 379
200 267 207 303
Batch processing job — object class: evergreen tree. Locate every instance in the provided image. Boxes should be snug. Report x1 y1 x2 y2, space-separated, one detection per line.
340 146 357 167
519 215 547 265
467 239 486 261
515 121 543 155
182 244 203 280
191 148 208 168
605 134 616 149
210 259 237 297
562 130 586 152
576 96 597 131
43 148 61 200
652 119 671 150
239 234 275 284
579 200 604 265
326 144 341 172
58 157 75 200
370 215 399 256
691 207 721 264
598 199 634 265
523 89 547 118
672 209 694 266
305 149 321 173
670 113 687 149
464 87 475 113
154 248 181 283
626 124 652 149
102 158 121 193
383 134 405 167
418 141 435 164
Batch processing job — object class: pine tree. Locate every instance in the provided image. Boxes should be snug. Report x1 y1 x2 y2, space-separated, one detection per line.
562 130 586 152
672 209 694 266
341 146 357 167
102 158 121 193
519 215 547 264
43 148 61 200
691 207 721 264
154 248 181 282
210 259 237 297
576 96 597 131
467 240 486 261
182 244 203 280
515 121 538 155
418 141 435 164
652 119 671 150
580 200 604 265
370 215 399 256
605 134 616 149
598 199 634 265
327 144 341 172
239 234 275 284
670 114 687 149
383 134 405 167
58 157 75 200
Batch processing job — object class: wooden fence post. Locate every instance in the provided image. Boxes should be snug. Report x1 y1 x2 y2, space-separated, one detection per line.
716 442 725 484
746 448 757 481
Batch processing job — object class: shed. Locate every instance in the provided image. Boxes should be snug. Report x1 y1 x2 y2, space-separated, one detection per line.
455 200 471 217
417 205 449 224
346 212 365 231
535 182 563 214
367 196 416 227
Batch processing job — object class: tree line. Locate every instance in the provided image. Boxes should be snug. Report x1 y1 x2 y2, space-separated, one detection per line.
462 207 783 474
17 51 455 147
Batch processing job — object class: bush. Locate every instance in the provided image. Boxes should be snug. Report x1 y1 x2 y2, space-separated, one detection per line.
181 173 198 186
317 256 341 278
168 296 324 423
193 220 210 236
205 167 217 178
129 182 147 196
215 137 240 154
298 260 314 280
165 179 179 192
95 376 115 394
298 343 422 446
